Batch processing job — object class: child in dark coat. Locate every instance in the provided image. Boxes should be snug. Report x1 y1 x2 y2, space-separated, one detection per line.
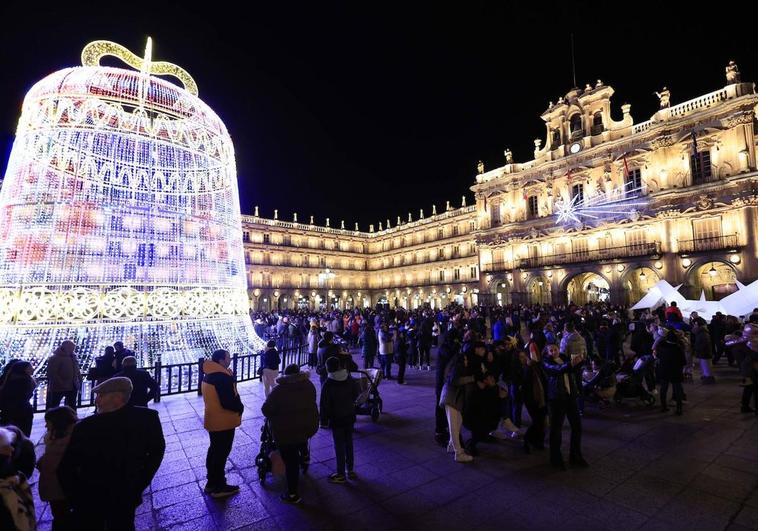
320 356 361 483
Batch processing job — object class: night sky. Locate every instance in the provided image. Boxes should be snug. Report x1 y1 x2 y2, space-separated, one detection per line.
1 2 755 228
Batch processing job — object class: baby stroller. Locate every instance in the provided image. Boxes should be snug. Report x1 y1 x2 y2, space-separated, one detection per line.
582 360 617 407
613 356 656 406
352 369 383 422
255 419 310 484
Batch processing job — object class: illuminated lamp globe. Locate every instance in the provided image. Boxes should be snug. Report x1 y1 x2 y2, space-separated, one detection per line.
681 258 692 268
729 254 741 264
708 263 718 277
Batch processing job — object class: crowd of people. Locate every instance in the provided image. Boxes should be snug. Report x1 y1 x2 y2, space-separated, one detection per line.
0 300 756 529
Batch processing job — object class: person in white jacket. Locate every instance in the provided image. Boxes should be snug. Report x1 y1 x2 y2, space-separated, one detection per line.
307 322 320 368
378 324 395 380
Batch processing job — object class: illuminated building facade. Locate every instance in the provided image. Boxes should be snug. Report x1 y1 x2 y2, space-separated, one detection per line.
244 63 758 310
0 40 262 373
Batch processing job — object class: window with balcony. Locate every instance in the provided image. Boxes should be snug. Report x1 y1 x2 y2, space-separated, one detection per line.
571 184 584 204
263 233 270 244
437 228 444 240
692 217 722 247
454 268 461 281
439 270 445 282
625 229 647 251
490 202 501 227
469 220 476 232
527 195 539 219
690 151 713 184
625 168 642 195
243 231 250 242
573 238 589 259
437 248 444 260
470 266 477 279
453 245 460 258
453 225 460 236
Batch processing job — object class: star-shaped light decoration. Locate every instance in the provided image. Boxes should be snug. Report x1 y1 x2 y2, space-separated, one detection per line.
554 182 648 226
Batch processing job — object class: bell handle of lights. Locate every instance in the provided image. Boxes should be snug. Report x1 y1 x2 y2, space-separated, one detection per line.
81 39 199 96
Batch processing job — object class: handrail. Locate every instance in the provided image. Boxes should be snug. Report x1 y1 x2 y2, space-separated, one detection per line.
481 242 659 271
26 338 309 413
677 234 739 254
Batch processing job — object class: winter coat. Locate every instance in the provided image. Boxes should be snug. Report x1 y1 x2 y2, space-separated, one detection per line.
378 330 394 356
262 347 281 371
46 353 80 393
307 329 320 354
261 371 318 445
654 334 687 382
317 340 340 373
522 363 547 409
542 354 582 401
0 374 35 419
360 327 378 357
114 367 159 407
692 328 713 359
319 373 361 428
201 361 243 432
630 328 654 357
463 384 500 435
57 405 165 511
37 431 72 501
439 354 475 411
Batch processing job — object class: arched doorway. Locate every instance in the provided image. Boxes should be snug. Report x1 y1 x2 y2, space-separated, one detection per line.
687 261 737 300
623 266 659 305
527 276 551 304
566 272 610 305
493 279 511 306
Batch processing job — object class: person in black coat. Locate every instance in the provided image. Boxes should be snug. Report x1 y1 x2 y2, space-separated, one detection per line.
521 349 547 453
115 356 159 407
113 341 134 373
395 327 409 385
434 326 461 445
320 356 361 483
654 328 687 415
317 332 340 385
94 346 117 385
58 377 165 530
542 343 587 469
0 360 36 437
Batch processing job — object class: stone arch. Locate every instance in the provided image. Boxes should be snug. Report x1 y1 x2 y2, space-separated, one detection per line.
683 258 739 300
560 269 612 305
489 276 512 305
526 275 551 304
620 264 661 306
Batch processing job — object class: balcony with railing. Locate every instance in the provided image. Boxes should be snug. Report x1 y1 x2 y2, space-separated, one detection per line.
481 242 660 272
677 234 739 254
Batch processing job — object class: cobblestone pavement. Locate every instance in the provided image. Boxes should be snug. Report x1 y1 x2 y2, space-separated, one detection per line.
30 352 758 531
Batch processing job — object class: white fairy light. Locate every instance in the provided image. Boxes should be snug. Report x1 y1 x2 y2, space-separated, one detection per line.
0 39 264 375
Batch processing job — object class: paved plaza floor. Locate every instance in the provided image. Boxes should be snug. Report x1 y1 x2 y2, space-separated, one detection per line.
30 351 758 531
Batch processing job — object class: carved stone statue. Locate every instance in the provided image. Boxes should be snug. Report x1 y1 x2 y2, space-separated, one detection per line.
726 61 741 84
504 149 513 164
477 160 485 174
655 87 671 108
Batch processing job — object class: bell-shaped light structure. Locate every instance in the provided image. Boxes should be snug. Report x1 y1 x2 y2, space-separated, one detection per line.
0 39 264 374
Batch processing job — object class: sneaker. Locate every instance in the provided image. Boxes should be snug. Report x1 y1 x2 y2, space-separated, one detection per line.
454 451 473 463
280 493 302 504
489 428 511 441
209 484 240 499
347 470 358 480
501 418 519 433
328 473 346 484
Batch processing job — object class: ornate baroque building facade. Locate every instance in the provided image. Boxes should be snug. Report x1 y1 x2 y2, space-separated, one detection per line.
243 63 758 311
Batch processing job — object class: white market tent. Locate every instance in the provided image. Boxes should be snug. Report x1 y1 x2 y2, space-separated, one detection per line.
631 279 758 321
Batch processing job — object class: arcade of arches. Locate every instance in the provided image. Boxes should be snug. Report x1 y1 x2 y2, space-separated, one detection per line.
566 272 610 305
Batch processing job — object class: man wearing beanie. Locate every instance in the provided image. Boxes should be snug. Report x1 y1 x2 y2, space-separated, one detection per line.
320 356 361 483
58 377 165 530
115 356 159 407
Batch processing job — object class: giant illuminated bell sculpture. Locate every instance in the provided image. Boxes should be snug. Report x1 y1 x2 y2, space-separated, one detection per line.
0 39 264 374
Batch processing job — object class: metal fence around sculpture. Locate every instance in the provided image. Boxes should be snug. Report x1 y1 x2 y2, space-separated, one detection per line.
27 337 308 413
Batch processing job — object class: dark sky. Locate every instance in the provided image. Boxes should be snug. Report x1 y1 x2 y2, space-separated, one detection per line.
1 1 755 228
